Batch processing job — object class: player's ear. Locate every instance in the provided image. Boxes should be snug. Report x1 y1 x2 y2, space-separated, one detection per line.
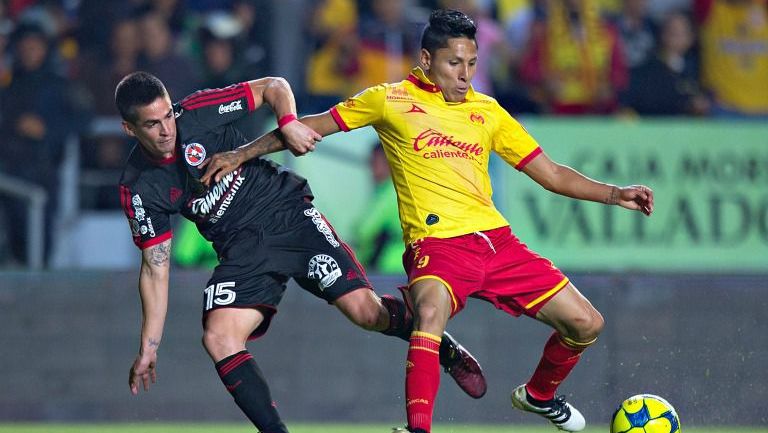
121 120 136 138
420 48 431 70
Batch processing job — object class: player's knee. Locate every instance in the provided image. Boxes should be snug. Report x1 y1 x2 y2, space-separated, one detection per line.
202 328 240 359
573 308 604 343
414 302 448 331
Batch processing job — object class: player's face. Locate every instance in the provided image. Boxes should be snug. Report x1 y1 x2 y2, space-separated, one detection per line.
122 95 177 159
421 37 478 103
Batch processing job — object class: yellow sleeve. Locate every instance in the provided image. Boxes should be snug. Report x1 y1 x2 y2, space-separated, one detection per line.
491 103 543 170
329 84 387 131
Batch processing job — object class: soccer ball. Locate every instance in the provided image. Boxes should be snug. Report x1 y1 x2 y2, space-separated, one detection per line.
610 394 681 433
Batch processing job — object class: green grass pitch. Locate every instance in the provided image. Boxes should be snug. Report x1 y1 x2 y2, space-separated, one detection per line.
0 424 765 433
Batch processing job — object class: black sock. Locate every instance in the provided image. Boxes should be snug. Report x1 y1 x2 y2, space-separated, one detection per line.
380 294 413 341
215 351 288 433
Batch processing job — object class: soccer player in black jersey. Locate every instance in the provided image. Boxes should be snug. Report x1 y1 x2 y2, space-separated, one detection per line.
115 71 486 432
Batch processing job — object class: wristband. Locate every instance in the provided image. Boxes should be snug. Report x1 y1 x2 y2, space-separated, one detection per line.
277 113 297 128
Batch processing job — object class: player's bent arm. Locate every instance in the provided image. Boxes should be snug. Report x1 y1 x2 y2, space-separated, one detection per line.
247 77 296 120
200 111 341 185
522 151 654 215
137 238 172 355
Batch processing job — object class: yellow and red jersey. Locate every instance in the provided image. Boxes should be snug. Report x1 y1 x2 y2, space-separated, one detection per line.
697 0 768 114
330 67 542 244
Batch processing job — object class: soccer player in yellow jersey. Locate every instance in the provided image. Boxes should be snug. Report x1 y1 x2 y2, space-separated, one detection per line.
201 9 654 433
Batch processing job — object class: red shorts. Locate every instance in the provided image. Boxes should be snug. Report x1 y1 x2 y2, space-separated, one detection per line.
403 226 569 318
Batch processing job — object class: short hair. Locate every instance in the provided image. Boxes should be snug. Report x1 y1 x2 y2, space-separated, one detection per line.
114 71 168 123
421 9 477 54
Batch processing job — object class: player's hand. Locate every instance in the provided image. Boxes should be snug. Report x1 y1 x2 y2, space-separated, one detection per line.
280 120 322 156
129 352 158 395
617 185 654 216
199 151 242 186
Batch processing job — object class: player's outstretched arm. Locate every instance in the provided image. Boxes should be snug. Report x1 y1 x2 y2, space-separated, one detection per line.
521 151 654 216
200 111 341 186
129 239 172 395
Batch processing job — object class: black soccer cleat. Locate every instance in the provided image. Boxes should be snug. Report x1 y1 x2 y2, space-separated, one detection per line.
439 331 487 399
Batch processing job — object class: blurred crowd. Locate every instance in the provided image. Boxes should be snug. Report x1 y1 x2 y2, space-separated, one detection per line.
0 0 766 266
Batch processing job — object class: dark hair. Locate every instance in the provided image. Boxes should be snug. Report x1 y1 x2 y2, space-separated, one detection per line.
114 71 168 123
421 9 477 54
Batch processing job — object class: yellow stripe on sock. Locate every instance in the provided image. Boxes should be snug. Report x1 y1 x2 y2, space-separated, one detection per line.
560 334 598 348
410 331 442 342
410 346 440 355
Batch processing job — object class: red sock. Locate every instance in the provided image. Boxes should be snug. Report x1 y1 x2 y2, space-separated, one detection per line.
526 332 587 401
406 331 441 433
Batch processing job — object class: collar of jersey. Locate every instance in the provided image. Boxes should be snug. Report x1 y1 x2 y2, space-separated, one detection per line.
406 67 476 103
139 143 177 166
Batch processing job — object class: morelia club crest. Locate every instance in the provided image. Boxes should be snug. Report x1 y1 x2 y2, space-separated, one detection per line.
184 143 206 166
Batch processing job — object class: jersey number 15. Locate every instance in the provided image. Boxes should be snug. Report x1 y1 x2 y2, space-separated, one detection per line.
204 282 236 310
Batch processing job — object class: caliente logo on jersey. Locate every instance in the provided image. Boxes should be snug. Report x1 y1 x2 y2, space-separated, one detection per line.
184 143 206 166
412 128 484 161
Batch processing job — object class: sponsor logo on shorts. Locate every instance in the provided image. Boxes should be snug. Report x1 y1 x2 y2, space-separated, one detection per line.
303 208 340 247
308 254 342 290
184 143 206 167
218 100 243 114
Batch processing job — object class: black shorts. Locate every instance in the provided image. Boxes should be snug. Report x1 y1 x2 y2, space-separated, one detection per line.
201 202 371 339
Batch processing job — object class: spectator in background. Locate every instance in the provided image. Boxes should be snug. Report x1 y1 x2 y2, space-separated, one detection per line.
0 4 13 88
80 18 142 115
613 0 657 69
494 0 543 113
230 0 272 79
303 0 359 112
0 24 79 265
439 0 506 95
354 143 402 274
696 0 768 117
621 12 710 115
137 9 199 99
198 21 246 90
354 0 423 89
520 0 628 114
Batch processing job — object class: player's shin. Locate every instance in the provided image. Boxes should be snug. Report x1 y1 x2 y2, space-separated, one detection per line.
405 331 441 433
380 294 413 341
525 332 595 401
215 350 289 433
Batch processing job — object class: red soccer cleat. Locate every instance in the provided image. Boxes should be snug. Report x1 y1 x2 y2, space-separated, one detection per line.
439 331 487 398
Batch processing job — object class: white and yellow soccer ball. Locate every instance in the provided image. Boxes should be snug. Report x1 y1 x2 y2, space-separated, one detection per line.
611 394 681 433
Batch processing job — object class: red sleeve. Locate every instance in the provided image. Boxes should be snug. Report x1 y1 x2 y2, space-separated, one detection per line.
608 25 629 91
519 21 547 85
693 0 714 24
180 82 255 112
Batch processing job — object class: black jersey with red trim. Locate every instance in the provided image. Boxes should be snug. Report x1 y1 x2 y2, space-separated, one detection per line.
119 82 312 251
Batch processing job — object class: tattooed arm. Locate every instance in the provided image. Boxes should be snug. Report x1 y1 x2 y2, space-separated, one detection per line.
521 151 654 216
129 238 172 395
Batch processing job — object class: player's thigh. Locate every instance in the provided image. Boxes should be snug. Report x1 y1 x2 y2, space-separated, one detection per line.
409 277 452 334
535 283 604 342
277 205 372 304
204 307 266 340
203 249 289 346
